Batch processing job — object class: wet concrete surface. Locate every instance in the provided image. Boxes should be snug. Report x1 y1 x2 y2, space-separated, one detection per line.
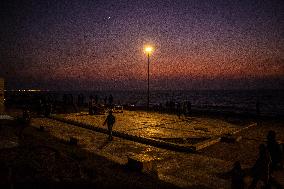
25 111 284 188
56 111 242 144
28 111 258 188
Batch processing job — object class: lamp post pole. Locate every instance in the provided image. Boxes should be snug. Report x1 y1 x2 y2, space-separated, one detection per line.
147 52 150 110
144 46 153 110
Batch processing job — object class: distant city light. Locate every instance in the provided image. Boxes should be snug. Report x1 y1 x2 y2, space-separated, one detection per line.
5 89 42 92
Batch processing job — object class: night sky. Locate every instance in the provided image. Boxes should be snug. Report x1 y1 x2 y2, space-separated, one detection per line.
1 0 283 90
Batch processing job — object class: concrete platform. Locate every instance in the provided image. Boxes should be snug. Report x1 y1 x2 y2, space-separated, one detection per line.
50 115 196 152
29 117 283 189
49 111 254 152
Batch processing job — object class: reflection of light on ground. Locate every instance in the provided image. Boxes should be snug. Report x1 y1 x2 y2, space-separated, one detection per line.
62 110 240 141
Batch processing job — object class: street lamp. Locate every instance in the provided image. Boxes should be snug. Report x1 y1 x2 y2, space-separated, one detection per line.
144 46 153 110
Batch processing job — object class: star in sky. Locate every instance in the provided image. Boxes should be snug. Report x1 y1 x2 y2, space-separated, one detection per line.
0 0 283 90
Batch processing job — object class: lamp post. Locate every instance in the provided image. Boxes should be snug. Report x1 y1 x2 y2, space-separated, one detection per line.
144 46 153 110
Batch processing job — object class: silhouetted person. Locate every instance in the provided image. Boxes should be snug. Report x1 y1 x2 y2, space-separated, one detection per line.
93 105 98 115
256 99 260 116
44 102 52 117
94 95 99 104
89 96 93 115
256 99 261 126
159 103 163 113
104 96 107 105
103 110 115 141
62 94 68 112
230 161 245 189
169 101 175 112
267 130 283 171
187 101 192 115
22 106 31 124
77 94 84 106
176 102 182 118
69 94 74 105
37 98 43 115
108 94 113 107
18 106 31 138
63 94 68 105
249 144 271 189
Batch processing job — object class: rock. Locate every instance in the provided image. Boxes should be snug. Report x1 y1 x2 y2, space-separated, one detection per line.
38 126 45 132
127 153 159 178
69 137 78 145
221 134 242 143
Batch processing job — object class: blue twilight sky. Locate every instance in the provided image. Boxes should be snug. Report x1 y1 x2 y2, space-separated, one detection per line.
1 0 283 90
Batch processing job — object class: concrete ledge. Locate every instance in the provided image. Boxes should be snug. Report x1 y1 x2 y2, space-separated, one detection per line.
0 115 17 127
194 123 257 150
220 135 242 143
69 137 78 145
49 115 196 153
37 126 45 132
231 123 257 135
127 153 156 172
0 139 19 149
220 123 256 143
194 137 221 151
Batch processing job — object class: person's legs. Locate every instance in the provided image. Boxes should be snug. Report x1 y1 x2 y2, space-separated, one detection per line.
267 176 283 189
249 177 259 189
108 125 113 140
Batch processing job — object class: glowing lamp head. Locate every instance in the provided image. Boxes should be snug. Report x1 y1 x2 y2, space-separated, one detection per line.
144 46 153 54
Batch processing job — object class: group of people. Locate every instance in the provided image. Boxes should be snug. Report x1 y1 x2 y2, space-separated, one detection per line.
37 99 53 116
17 106 31 138
157 100 192 117
231 130 283 189
89 94 113 115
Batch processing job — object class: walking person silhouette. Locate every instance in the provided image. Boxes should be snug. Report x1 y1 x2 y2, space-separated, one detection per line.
103 110 116 141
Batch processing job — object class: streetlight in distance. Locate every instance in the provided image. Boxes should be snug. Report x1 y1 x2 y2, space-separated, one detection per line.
144 45 153 110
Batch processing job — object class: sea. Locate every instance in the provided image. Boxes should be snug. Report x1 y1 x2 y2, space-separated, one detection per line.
4 89 284 117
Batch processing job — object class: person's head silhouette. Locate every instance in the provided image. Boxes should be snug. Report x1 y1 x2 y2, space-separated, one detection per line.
267 130 276 142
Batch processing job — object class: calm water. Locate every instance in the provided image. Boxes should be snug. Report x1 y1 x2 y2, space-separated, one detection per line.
91 90 284 116
5 90 284 116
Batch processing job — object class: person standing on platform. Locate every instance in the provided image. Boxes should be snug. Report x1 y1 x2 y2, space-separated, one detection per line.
103 110 116 141
108 94 113 108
